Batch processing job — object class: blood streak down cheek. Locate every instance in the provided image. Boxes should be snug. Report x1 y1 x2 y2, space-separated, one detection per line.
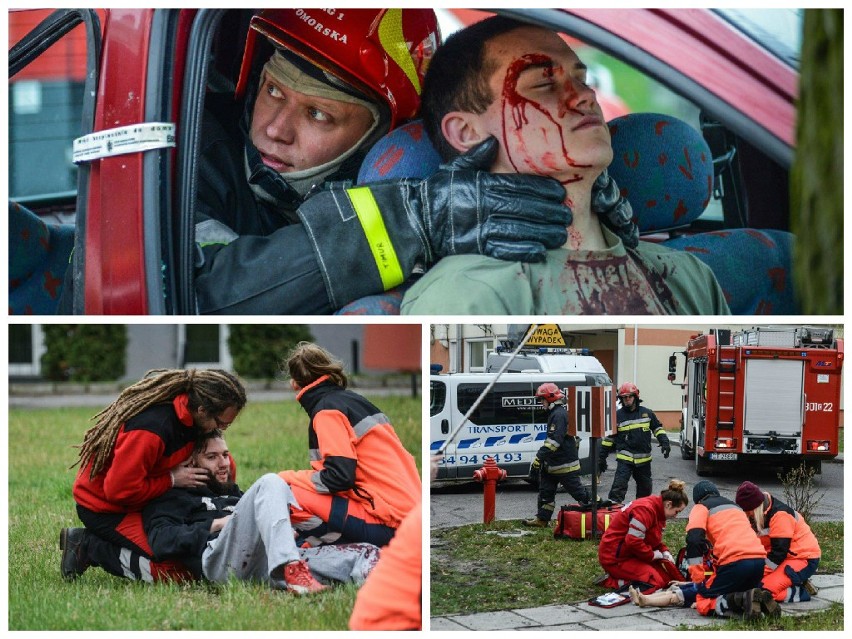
500 54 590 184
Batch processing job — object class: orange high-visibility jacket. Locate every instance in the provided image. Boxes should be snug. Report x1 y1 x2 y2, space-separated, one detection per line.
685 494 765 582
759 493 821 569
280 376 420 527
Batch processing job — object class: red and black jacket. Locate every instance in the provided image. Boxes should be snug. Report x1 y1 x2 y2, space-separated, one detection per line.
73 394 199 513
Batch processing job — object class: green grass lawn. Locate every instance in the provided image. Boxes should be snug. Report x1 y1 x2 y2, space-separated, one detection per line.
431 518 843 630
9 394 421 631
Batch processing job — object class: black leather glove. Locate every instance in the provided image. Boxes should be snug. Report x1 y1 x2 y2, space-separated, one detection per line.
597 457 608 474
592 169 638 248
659 435 671 458
417 137 571 262
296 137 572 309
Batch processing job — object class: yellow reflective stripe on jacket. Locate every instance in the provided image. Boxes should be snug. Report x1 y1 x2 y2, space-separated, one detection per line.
615 451 653 464
617 417 651 432
347 187 404 290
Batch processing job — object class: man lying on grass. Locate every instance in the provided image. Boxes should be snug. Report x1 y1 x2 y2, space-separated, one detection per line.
148 430 382 593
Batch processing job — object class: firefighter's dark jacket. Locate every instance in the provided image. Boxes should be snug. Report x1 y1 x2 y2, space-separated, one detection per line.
194 94 367 314
599 401 669 466
534 402 580 474
279 376 420 528
685 494 765 582
142 482 242 578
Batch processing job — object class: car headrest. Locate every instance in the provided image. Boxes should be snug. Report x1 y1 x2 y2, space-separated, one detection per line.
358 120 442 183
607 112 714 233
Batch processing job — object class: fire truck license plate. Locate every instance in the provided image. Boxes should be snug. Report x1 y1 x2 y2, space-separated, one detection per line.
709 453 738 461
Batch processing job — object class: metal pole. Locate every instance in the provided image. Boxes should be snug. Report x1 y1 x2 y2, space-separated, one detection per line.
436 324 539 457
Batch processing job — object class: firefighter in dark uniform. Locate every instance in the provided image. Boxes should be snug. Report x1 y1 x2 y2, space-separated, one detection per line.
523 383 591 527
598 382 670 503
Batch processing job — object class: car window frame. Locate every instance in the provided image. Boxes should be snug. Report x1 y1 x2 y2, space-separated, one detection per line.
9 9 101 314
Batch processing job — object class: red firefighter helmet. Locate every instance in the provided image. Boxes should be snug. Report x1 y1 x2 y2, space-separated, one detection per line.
236 9 441 129
617 382 640 399
535 383 564 403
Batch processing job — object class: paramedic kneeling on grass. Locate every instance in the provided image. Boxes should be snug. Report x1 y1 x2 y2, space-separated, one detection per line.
735 481 821 603
401 16 729 315
597 479 688 589
279 342 420 547
61 369 247 582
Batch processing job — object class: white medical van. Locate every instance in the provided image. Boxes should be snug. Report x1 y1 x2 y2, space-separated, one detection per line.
430 349 613 481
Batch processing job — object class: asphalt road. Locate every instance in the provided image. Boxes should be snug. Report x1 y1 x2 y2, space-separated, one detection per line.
430 444 843 528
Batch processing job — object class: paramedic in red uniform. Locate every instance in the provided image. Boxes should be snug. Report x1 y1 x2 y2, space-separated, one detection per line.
279 342 419 547
60 369 247 581
735 481 821 603
598 479 689 588
598 382 670 504
523 382 592 527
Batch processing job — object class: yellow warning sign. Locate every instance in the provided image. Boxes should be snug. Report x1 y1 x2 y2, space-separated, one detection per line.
524 324 567 347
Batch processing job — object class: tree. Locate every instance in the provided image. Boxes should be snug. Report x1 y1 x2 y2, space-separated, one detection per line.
41 325 128 382
227 325 313 383
791 9 843 314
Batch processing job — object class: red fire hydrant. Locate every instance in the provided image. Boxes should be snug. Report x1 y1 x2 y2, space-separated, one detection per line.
472 457 507 523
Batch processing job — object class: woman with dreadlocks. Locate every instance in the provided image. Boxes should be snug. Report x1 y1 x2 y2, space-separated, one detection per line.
278 342 420 548
60 368 246 582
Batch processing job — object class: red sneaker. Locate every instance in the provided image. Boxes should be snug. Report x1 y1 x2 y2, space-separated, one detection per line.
283 560 328 595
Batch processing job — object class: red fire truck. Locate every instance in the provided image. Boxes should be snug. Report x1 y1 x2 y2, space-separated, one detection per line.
670 326 843 475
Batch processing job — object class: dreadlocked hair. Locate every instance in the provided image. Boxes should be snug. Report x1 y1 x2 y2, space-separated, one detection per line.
284 341 348 389
74 368 247 479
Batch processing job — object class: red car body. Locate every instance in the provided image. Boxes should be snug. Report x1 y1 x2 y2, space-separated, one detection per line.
9 8 800 314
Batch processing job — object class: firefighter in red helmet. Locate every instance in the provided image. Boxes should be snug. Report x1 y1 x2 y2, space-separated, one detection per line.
194 9 577 314
523 382 592 527
598 382 671 503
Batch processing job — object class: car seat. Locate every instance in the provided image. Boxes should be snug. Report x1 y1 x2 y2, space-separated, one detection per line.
9 201 75 314
607 113 798 315
339 115 797 315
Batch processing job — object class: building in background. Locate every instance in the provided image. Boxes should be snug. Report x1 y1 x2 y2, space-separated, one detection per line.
430 323 844 429
9 324 420 382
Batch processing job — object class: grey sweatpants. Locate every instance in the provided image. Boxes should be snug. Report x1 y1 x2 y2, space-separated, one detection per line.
201 473 380 588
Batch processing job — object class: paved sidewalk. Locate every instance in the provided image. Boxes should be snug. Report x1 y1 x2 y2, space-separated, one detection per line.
431 573 844 631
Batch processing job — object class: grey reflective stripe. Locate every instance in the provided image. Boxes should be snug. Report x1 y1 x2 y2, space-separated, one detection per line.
120 548 153 582
195 218 239 246
309 447 321 461
351 412 390 438
120 547 135 580
766 558 779 570
630 517 647 532
686 557 703 566
618 417 650 431
549 460 580 473
543 438 559 451
627 527 645 539
138 556 154 583
706 503 740 516
311 470 330 493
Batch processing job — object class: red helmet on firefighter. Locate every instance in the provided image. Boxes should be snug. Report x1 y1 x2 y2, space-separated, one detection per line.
617 382 640 399
236 9 441 129
535 383 564 403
